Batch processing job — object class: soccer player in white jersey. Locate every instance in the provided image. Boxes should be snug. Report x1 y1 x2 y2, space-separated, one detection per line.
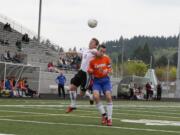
66 38 99 113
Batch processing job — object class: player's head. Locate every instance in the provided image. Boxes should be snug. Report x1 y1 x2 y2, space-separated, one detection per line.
59 70 63 75
97 45 106 57
89 38 99 49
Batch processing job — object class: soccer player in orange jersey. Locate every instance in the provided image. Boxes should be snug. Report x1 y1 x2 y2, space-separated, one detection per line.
88 45 113 126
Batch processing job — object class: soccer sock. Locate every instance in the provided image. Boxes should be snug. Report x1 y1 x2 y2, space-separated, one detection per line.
69 91 77 108
106 102 113 120
85 91 93 100
96 102 106 116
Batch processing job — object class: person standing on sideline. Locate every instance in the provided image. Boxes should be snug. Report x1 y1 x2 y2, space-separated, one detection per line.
146 82 151 100
56 71 66 99
88 45 113 126
157 83 162 100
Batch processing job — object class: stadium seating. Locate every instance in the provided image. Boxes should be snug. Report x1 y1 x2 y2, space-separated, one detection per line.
0 21 59 69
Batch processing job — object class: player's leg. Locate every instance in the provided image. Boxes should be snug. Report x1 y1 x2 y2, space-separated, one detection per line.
66 84 77 113
84 73 94 104
61 85 65 99
85 90 94 105
93 90 107 125
93 79 107 125
103 77 113 126
105 91 113 126
66 71 82 113
58 84 61 97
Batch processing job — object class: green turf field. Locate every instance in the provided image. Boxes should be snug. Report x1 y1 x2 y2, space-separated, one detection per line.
0 99 180 135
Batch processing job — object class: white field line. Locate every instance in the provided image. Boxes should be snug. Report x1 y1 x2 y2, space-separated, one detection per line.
1 105 180 115
0 134 14 135
1 104 180 108
0 110 100 119
0 118 180 134
114 109 180 116
18 106 180 115
120 107 180 113
0 114 45 118
1 99 179 105
0 109 180 120
10 106 180 119
22 106 180 116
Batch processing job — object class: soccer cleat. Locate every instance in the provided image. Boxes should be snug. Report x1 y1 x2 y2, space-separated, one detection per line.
101 116 107 125
107 119 112 126
89 99 94 105
66 106 76 113
89 94 94 105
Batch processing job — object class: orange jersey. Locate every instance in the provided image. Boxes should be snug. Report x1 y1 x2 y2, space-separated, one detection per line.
88 55 112 78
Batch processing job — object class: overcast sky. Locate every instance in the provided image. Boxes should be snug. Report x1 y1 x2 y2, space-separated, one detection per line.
0 0 180 50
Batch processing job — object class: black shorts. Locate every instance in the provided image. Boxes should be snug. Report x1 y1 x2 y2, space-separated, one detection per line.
70 70 91 91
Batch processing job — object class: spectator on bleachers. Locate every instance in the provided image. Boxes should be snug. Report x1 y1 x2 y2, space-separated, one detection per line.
2 50 11 61
13 53 21 63
16 40 22 51
0 39 3 44
3 23 12 32
48 62 54 72
57 57 63 68
58 52 82 70
7 50 12 60
4 40 9 45
22 33 30 43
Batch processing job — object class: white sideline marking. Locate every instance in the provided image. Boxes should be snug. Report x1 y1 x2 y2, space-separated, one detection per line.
0 134 14 135
25 106 180 116
1 104 180 108
1 109 180 120
0 110 100 119
9 106 180 118
0 119 180 134
115 109 180 116
122 119 180 126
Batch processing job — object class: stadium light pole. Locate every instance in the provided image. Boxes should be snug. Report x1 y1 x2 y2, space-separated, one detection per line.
38 0 42 43
150 56 153 69
116 57 118 77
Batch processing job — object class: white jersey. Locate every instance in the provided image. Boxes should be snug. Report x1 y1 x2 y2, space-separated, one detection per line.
79 48 97 72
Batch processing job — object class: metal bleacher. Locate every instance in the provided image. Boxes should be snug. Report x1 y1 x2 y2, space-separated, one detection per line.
0 22 59 68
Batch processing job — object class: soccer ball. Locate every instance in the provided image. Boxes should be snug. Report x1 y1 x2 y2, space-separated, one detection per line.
88 19 98 28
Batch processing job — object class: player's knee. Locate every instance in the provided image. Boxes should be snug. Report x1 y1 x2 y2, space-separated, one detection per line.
69 84 77 91
93 92 99 100
93 94 98 100
106 92 112 102
107 97 112 103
